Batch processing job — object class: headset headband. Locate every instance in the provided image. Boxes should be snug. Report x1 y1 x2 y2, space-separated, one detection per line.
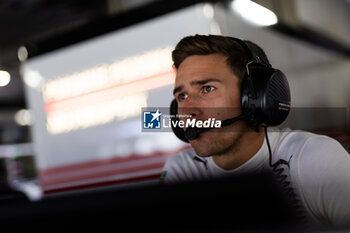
228 37 270 66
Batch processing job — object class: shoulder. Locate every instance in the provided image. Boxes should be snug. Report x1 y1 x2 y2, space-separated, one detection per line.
277 128 318 148
274 128 348 162
291 130 350 180
271 128 349 181
279 129 350 227
276 128 350 177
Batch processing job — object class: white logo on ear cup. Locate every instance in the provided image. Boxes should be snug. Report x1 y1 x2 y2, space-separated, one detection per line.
278 103 290 111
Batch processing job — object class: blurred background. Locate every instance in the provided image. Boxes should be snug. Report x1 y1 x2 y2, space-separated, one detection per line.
0 0 349 199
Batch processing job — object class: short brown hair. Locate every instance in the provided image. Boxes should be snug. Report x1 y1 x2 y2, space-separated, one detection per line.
172 34 269 81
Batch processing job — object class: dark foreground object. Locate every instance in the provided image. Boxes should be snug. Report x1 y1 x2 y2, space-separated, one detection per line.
0 173 301 232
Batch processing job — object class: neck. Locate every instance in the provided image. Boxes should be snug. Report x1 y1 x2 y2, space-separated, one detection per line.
212 128 265 170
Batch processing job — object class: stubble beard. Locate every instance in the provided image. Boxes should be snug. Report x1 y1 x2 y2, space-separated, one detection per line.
190 124 248 158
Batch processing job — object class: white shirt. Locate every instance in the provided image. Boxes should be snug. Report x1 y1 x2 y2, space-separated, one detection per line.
162 128 350 229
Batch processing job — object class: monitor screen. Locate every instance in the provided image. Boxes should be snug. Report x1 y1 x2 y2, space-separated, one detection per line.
21 4 215 193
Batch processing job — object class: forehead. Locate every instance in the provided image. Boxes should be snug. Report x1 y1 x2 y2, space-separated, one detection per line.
175 54 233 84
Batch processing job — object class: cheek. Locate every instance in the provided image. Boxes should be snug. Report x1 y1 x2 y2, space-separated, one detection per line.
210 89 241 108
208 88 241 118
226 85 242 108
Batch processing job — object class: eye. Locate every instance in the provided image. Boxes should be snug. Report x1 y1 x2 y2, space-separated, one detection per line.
177 93 188 102
202 86 215 93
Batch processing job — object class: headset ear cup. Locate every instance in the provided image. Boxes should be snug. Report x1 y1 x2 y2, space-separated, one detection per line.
263 69 291 126
241 68 291 127
170 99 189 143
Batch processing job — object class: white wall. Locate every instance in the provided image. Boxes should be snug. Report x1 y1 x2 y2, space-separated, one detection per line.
295 0 350 46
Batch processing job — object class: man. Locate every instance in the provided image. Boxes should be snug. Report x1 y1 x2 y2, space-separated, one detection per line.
162 34 350 229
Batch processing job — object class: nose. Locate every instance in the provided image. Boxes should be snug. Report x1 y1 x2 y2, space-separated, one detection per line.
178 96 202 119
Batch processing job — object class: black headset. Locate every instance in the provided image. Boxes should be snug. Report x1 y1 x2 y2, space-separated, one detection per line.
170 37 291 143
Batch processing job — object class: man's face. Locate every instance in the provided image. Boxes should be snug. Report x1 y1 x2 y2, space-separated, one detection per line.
173 54 250 157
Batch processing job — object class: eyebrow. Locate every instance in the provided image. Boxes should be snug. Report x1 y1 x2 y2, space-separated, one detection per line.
173 78 222 96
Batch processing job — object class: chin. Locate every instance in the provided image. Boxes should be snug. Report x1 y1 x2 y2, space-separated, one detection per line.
189 132 218 157
189 129 244 157
191 145 212 157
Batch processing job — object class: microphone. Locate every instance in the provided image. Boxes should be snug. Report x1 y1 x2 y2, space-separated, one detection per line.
184 112 250 141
